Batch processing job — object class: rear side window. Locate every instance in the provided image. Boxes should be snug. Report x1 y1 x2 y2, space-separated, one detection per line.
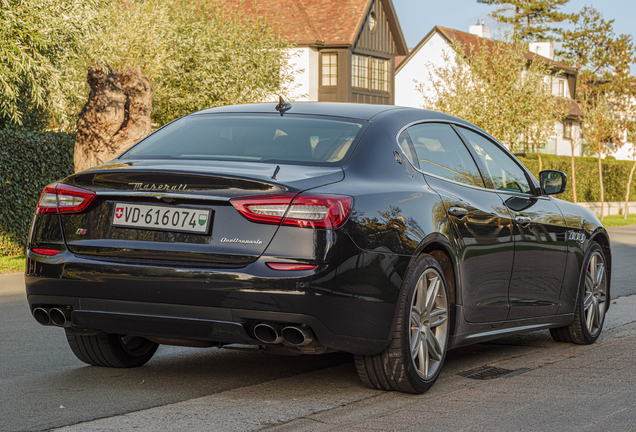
403 123 484 187
458 127 532 194
121 114 368 166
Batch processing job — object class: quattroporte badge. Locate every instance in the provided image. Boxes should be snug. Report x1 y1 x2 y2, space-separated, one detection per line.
220 237 263 245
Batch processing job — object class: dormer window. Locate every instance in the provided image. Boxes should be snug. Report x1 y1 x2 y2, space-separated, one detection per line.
352 54 369 88
321 53 338 86
370 58 389 91
352 54 389 92
368 12 376 32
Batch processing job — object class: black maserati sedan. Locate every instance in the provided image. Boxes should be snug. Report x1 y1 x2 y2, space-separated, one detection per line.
26 102 611 394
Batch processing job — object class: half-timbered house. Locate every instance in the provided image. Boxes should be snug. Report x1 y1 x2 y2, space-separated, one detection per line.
238 0 408 105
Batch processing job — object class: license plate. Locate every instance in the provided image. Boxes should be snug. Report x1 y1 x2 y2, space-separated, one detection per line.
111 203 212 234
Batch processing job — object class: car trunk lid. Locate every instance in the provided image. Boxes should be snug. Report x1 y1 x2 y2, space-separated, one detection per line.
60 160 344 265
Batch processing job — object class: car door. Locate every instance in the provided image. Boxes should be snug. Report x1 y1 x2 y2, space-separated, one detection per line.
398 123 515 323
455 126 569 320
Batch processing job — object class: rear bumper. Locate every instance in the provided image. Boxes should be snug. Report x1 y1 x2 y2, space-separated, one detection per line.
25 248 406 355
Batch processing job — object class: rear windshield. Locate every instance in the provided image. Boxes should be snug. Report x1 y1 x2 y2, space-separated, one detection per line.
120 114 369 166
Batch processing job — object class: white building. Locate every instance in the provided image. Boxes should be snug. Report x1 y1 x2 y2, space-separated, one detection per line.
238 0 408 105
394 24 591 158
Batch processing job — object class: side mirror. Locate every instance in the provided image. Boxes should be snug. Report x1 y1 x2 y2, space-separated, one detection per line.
539 170 567 195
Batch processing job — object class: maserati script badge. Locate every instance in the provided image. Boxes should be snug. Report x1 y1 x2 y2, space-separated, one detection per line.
129 182 188 191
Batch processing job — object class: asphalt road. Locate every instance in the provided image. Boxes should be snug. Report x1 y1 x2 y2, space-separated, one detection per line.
603 225 636 298
0 274 351 431
1 225 634 432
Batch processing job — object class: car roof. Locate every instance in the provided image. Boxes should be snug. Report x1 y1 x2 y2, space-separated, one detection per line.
194 102 453 122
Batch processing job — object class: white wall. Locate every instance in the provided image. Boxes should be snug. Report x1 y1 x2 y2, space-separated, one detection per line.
395 32 455 108
554 121 582 157
285 47 318 101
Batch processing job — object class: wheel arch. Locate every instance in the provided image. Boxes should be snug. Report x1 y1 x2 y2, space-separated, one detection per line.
590 231 612 307
389 233 459 339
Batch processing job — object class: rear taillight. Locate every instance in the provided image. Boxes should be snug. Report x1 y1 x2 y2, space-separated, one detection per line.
230 194 296 225
282 195 353 229
230 194 352 229
36 183 96 215
35 184 58 214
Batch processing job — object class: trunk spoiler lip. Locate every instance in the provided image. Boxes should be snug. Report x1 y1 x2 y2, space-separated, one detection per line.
91 190 237 202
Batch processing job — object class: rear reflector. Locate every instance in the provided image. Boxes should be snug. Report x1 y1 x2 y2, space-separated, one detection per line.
230 194 352 229
36 183 96 215
266 263 317 271
32 248 61 256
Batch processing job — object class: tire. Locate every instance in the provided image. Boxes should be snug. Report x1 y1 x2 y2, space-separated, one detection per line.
355 254 450 394
550 242 608 345
65 330 159 368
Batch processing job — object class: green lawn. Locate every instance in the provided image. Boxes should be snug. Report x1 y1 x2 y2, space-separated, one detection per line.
0 255 25 274
601 214 636 227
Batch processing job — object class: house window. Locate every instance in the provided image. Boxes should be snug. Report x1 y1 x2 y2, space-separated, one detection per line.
321 53 338 86
370 58 389 91
558 79 565 97
368 12 376 31
563 120 573 139
352 54 369 88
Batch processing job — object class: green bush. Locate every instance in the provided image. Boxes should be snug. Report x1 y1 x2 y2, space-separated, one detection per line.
518 154 636 203
0 128 75 256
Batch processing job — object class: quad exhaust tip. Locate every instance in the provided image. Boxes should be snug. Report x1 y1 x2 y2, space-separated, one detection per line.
49 308 69 327
33 307 50 326
32 307 72 327
254 323 315 347
254 323 283 344
281 326 314 347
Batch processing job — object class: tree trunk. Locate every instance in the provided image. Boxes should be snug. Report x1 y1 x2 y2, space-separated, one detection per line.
570 144 577 203
598 153 604 221
537 148 543 172
625 158 636 219
74 64 151 173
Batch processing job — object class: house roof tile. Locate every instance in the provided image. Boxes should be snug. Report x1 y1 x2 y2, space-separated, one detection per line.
228 0 407 54
436 26 577 73
230 0 370 46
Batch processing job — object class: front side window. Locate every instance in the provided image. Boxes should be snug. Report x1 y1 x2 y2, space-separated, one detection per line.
121 114 368 167
404 123 484 187
321 53 338 86
458 127 532 194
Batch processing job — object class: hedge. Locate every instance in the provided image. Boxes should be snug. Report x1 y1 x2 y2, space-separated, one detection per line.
0 128 75 256
518 153 636 203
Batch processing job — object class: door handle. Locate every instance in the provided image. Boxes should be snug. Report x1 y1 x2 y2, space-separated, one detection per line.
515 215 532 227
448 206 468 219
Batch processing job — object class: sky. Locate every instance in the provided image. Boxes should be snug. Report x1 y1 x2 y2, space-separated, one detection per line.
392 0 636 75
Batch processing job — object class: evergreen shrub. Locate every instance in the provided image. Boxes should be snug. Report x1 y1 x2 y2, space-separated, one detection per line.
518 154 636 203
0 128 75 256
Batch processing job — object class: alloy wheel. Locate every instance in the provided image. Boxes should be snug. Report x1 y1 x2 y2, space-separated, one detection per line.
409 268 448 380
584 251 607 337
